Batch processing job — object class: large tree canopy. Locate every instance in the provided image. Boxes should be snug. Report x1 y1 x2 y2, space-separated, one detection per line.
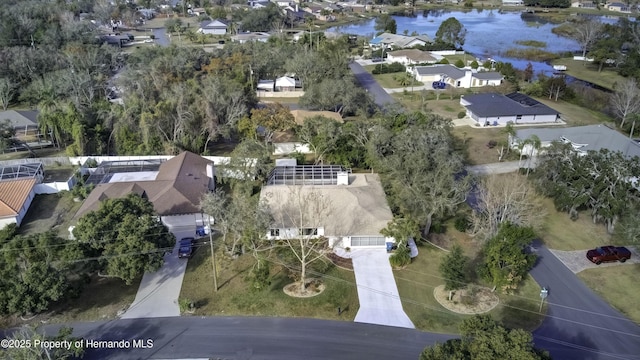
435 17 467 49
368 112 470 235
72 194 175 284
421 315 551 360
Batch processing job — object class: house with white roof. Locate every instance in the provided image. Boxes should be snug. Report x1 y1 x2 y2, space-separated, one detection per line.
412 64 503 88
369 32 432 49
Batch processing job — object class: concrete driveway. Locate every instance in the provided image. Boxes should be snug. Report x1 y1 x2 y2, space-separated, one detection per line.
549 246 640 273
348 249 415 329
121 226 194 319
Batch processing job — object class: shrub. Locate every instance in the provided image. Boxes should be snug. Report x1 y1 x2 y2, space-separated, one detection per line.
439 58 450 64
431 223 447 234
389 244 411 268
454 59 465 68
371 62 406 74
470 60 479 69
457 111 466 119
454 215 470 232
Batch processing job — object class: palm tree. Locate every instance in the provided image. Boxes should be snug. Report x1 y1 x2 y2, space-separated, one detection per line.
526 135 541 175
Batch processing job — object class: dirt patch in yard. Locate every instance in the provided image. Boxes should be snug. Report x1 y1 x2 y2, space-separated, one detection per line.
549 246 640 273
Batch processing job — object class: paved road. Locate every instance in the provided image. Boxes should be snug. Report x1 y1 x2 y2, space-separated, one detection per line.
47 317 455 360
530 242 640 360
349 62 395 107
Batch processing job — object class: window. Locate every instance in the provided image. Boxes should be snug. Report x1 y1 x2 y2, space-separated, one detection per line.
270 229 280 237
299 228 318 236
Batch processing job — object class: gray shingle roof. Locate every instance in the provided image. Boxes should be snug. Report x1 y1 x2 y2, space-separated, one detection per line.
0 110 39 128
515 124 640 158
462 92 559 117
473 71 503 80
415 64 465 79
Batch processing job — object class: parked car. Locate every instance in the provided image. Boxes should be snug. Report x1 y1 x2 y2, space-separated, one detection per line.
432 81 447 89
586 245 631 265
178 237 196 259
371 57 383 63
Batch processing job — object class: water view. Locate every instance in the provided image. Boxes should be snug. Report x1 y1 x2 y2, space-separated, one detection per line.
333 9 583 74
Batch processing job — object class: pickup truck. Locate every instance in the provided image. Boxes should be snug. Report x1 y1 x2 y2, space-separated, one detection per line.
586 246 631 265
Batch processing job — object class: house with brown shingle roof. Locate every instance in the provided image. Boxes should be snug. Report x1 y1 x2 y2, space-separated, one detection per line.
72 152 215 231
0 178 37 229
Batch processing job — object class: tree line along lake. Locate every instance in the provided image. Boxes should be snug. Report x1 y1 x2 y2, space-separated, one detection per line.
331 9 624 75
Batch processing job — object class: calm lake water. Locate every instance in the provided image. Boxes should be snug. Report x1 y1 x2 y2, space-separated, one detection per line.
333 9 585 74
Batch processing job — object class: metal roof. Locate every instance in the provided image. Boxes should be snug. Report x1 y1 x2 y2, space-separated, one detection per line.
0 163 43 182
86 159 164 185
266 165 350 186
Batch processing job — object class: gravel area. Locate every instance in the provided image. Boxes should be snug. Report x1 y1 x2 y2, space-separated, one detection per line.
548 246 640 274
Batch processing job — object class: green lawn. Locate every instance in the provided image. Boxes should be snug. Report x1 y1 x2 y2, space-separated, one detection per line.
394 241 545 333
551 58 626 91
18 192 83 238
533 97 615 127
578 264 640 324
451 125 520 165
180 244 359 321
538 198 611 251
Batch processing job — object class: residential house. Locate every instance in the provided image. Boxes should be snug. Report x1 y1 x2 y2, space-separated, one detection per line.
0 178 38 229
412 64 503 88
260 164 394 248
275 76 301 91
197 19 228 35
460 92 560 127
0 110 39 139
605 2 631 12
248 0 270 8
303 3 336 21
386 49 438 65
271 0 292 6
231 32 271 43
369 32 432 49
71 152 215 232
510 124 640 158
571 1 596 8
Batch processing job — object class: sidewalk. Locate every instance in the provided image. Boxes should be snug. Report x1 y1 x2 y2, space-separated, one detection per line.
336 248 414 329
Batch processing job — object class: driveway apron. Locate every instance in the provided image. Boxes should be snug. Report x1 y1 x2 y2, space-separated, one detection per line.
351 249 414 329
121 226 193 319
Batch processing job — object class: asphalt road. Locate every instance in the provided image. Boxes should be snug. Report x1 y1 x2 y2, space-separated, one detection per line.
349 62 395 107
530 241 640 360
46 317 455 360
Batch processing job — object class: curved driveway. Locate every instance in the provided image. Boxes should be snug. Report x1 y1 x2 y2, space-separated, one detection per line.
530 242 640 360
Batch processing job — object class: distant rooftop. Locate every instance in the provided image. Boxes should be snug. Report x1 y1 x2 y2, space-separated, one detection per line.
266 165 350 186
515 124 640 158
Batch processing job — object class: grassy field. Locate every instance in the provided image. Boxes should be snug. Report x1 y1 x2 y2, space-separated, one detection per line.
47 275 140 323
451 125 519 165
578 264 640 324
394 240 545 334
538 198 611 251
392 93 465 116
180 245 360 321
0 147 66 161
551 58 626 91
18 192 83 238
533 97 615 126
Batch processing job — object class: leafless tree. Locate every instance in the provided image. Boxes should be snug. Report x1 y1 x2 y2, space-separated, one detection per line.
572 19 603 61
610 78 640 128
264 187 335 294
0 78 14 110
470 173 546 241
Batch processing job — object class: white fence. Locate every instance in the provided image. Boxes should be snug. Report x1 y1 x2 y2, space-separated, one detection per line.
34 177 76 194
573 56 594 62
69 155 235 166
0 157 70 167
273 143 312 155
257 90 305 98
431 50 465 56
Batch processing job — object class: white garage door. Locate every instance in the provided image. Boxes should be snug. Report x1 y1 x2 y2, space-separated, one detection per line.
351 236 386 246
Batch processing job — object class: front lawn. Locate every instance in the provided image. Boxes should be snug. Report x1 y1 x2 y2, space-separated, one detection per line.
180 244 359 321
394 241 546 333
578 264 640 324
538 198 611 251
451 125 515 165
550 58 625 91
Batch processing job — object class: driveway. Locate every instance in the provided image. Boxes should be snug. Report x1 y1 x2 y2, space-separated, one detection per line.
466 160 522 175
120 226 193 319
349 62 395 107
549 246 640 274
347 249 414 329
529 242 640 360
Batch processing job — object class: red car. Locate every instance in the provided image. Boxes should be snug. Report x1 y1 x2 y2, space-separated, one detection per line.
586 246 631 265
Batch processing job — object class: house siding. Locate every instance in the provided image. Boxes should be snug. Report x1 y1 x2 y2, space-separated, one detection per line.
471 113 558 126
200 28 226 35
15 187 35 226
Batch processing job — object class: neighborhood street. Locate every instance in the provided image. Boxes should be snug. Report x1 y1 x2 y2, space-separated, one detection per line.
349 62 395 107
530 241 640 360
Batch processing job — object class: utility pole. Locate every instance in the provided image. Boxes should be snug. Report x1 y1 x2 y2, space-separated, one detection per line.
208 215 218 292
539 287 548 312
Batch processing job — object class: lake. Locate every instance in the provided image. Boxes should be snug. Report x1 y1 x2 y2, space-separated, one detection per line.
333 9 585 74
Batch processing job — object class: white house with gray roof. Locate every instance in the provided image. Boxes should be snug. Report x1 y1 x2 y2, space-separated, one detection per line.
460 92 560 126
370 32 432 49
511 124 640 158
412 65 503 89
197 19 228 35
